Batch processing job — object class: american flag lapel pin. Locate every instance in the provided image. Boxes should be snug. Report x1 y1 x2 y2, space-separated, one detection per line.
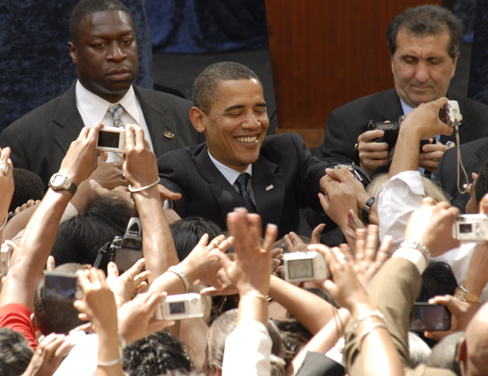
266 185 274 191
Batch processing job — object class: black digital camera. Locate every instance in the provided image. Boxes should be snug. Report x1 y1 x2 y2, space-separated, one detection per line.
366 116 401 152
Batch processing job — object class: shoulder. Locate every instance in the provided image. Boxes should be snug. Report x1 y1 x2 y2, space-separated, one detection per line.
134 86 192 110
332 89 397 114
158 142 204 164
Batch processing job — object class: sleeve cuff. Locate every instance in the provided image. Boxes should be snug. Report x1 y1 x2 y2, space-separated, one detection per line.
393 248 428 274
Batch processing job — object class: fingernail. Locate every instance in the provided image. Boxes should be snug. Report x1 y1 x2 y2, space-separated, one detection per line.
167 321 176 327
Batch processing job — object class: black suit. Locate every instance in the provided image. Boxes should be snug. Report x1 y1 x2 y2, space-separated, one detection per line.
0 83 204 186
437 136 488 213
157 133 330 238
313 89 488 174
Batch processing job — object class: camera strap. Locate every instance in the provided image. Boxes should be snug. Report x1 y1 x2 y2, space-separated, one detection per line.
454 121 470 195
93 242 111 269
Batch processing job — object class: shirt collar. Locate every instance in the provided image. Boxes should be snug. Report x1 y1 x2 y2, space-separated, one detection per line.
207 149 253 186
75 80 140 124
399 98 415 115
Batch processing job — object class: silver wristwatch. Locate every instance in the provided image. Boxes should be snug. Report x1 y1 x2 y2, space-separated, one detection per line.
48 173 77 196
400 241 431 264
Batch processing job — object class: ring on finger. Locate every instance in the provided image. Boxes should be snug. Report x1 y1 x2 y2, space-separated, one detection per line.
37 348 42 355
122 173 127 180
0 163 9 175
210 240 220 247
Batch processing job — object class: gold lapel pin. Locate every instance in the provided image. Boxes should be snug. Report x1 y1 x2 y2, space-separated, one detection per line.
266 185 274 191
164 131 175 139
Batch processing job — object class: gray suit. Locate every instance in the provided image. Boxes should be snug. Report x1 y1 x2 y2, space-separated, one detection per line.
0 83 204 186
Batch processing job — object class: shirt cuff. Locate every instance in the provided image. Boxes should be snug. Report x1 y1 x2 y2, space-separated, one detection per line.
393 248 428 275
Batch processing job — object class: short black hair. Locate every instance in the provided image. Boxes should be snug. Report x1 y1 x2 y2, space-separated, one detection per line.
33 263 86 335
474 160 488 207
9 169 45 213
417 260 458 303
387 5 463 60
122 331 193 376
192 62 262 114
70 0 134 44
0 328 33 376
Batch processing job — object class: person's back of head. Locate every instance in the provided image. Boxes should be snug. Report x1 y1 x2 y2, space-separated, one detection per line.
122 330 193 376
426 331 464 376
33 263 85 335
272 319 312 368
417 260 458 302
207 308 285 376
465 159 488 213
170 217 222 261
0 328 33 376
408 332 432 367
387 4 462 60
51 195 136 272
9 168 45 213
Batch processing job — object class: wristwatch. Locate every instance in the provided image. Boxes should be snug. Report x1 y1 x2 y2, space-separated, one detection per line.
400 241 431 264
48 173 77 196
455 285 481 304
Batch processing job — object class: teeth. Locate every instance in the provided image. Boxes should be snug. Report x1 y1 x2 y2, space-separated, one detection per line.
235 136 258 143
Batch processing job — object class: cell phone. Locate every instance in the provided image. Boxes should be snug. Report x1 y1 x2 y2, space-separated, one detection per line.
43 272 84 302
409 303 451 332
154 293 204 320
96 128 126 153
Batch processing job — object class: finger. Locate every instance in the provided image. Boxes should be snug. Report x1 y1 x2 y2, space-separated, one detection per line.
479 193 488 215
213 251 234 274
124 258 146 278
134 281 148 293
158 184 182 202
69 322 92 334
218 236 234 253
46 255 56 272
262 223 279 253
358 130 384 143
247 213 264 248
125 125 136 149
364 225 379 260
200 286 221 296
271 247 283 258
377 235 393 263
147 319 175 333
354 228 367 261
107 261 120 278
311 223 325 244
89 179 110 196
284 234 293 252
318 192 330 212
134 271 151 285
53 339 73 359
421 197 436 207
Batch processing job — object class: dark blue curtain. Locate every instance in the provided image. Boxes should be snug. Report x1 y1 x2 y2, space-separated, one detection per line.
146 0 268 53
0 0 153 134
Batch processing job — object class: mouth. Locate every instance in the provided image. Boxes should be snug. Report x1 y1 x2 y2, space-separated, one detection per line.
107 68 131 81
234 135 260 143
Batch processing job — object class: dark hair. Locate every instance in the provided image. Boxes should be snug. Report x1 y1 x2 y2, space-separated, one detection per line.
33 263 85 335
0 328 34 376
9 169 45 213
272 319 312 368
170 217 222 261
207 309 284 375
417 260 458 302
426 331 464 375
51 195 136 272
122 331 193 376
387 5 463 60
70 0 134 44
474 160 488 206
192 62 261 114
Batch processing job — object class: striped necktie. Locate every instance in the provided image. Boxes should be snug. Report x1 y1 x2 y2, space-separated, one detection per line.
235 173 257 213
110 104 125 128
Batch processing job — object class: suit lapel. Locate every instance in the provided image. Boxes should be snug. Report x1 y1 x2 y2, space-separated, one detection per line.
134 86 180 156
377 89 404 122
53 83 85 154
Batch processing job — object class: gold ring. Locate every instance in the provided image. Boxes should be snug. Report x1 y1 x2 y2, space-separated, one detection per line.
210 240 220 247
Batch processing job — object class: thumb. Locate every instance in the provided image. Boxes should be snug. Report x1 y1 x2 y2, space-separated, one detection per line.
89 179 110 196
479 193 488 214
107 262 119 278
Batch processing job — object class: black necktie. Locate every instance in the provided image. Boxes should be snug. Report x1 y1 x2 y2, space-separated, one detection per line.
235 173 257 213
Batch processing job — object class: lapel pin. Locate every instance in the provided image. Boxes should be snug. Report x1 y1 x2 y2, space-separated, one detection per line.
164 131 175 139
266 185 274 191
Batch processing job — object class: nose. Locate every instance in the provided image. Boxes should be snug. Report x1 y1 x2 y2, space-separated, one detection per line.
415 61 430 83
107 42 126 62
241 112 262 129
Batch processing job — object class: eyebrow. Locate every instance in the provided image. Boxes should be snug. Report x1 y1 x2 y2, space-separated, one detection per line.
222 102 267 113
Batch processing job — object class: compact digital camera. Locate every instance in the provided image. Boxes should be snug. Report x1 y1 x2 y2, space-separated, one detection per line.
283 251 330 282
96 128 127 153
0 243 12 278
43 272 84 302
154 293 204 320
439 100 463 127
367 116 401 152
452 214 488 242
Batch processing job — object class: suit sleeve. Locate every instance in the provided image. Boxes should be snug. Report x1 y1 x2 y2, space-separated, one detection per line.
319 110 356 163
157 153 188 216
0 125 30 171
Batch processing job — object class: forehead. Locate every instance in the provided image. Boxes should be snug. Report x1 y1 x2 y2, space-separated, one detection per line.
394 27 451 57
211 79 265 112
79 10 134 39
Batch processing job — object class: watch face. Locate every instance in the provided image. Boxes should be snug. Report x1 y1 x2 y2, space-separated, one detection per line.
50 174 68 189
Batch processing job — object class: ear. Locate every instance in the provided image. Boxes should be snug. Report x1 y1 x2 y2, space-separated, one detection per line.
68 41 78 64
30 313 39 333
455 337 467 364
451 52 460 78
190 107 206 133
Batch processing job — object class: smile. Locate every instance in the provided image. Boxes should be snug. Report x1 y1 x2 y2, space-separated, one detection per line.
234 135 259 143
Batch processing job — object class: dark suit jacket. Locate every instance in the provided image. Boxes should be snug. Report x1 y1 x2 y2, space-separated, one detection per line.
313 88 488 175
343 257 456 376
157 133 330 238
437 136 488 213
0 82 204 186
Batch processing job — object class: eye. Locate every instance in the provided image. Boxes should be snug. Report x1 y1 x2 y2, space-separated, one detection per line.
227 112 242 118
403 56 417 64
254 108 267 115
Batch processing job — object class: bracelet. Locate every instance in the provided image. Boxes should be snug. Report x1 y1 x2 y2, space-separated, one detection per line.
97 350 123 367
128 177 160 193
0 212 8 231
400 241 431 264
167 265 190 292
359 322 388 347
362 197 375 224
353 310 385 332
248 293 269 303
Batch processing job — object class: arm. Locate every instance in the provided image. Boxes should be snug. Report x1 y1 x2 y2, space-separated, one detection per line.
0 125 102 309
0 147 14 242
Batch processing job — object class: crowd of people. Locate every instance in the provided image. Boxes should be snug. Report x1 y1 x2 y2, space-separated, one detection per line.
2 1 488 375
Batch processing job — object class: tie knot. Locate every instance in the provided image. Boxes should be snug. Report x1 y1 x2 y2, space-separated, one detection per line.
110 104 123 117
235 173 250 188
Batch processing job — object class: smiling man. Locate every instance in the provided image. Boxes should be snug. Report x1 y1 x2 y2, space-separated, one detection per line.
0 0 203 186
313 4 488 178
157 62 333 237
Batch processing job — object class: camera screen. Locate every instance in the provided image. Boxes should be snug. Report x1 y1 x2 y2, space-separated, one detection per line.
114 249 143 274
288 259 314 279
44 275 77 301
410 305 449 331
169 302 186 314
98 131 120 148
459 223 473 234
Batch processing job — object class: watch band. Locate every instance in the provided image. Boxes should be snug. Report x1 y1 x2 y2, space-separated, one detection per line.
455 286 481 304
400 241 431 264
49 173 77 197
362 197 375 224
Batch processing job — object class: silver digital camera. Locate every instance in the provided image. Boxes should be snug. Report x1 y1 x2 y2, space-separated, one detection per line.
439 100 463 127
283 251 330 282
452 214 488 242
0 243 12 278
43 272 84 301
96 128 127 153
154 293 204 320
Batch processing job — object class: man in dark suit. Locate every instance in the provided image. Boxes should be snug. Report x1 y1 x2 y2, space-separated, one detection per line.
0 0 203 186
158 62 332 237
313 5 488 177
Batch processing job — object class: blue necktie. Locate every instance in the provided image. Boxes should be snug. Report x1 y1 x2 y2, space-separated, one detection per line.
110 104 125 128
235 173 257 213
